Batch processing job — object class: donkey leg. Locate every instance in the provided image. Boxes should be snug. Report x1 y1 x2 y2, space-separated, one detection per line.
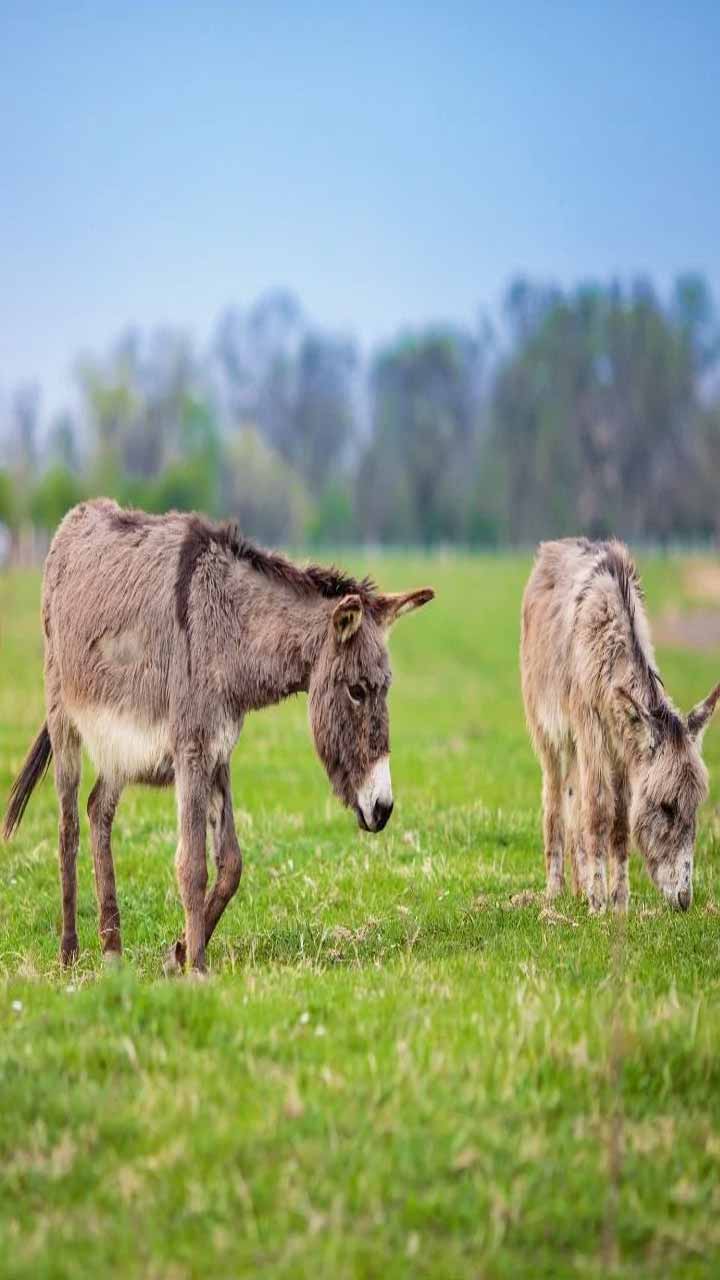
87 777 123 959
540 743 565 900
52 721 82 966
174 759 210 973
170 764 242 969
577 742 612 914
563 748 582 896
204 764 243 947
609 775 630 913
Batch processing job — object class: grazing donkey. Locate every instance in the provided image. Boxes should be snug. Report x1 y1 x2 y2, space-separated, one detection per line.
521 538 719 913
2 499 434 971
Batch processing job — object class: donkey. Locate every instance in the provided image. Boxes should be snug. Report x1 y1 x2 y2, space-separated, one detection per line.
521 538 719 913
2 499 434 972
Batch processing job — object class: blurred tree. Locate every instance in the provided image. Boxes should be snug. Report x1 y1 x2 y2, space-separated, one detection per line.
6 277 719 549
486 276 719 543
292 333 357 490
306 482 357 546
0 469 17 529
47 411 80 471
12 384 41 476
213 293 359 494
359 328 484 544
213 291 302 438
220 427 311 545
78 327 197 479
29 465 86 533
671 273 719 373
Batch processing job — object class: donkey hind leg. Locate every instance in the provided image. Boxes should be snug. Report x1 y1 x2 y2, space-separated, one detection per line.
174 759 210 973
52 720 82 966
608 776 630 913
540 744 565 900
169 764 242 972
87 777 123 959
563 748 583 897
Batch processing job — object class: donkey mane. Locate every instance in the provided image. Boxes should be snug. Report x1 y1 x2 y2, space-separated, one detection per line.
101 507 378 631
587 540 686 744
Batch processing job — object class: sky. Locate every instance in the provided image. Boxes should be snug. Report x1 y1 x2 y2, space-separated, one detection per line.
2 1 719 416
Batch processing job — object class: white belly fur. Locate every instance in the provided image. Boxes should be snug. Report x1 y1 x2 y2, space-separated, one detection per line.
68 705 242 784
69 705 172 783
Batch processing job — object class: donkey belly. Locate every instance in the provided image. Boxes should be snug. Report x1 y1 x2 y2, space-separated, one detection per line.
67 703 243 785
68 703 174 785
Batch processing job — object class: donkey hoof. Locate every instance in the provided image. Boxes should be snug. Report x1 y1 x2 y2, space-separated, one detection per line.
60 935 79 966
187 966 209 983
102 949 123 970
163 939 186 976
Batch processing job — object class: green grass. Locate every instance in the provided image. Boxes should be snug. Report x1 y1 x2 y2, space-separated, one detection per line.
2 553 720 1278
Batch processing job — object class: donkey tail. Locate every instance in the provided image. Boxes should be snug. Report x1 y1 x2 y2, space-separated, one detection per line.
2 722 53 841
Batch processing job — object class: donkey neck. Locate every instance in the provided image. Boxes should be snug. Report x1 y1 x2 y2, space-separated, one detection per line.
227 569 330 712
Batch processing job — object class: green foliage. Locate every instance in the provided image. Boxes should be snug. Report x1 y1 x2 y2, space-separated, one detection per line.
305 482 357 546
28 465 86 532
213 295 357 494
139 458 217 516
0 469 17 529
4 278 720 546
221 426 311 544
360 329 483 545
489 277 719 543
2 555 720 1276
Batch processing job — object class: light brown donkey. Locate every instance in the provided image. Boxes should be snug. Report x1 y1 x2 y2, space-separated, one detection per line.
2 499 434 971
521 538 719 913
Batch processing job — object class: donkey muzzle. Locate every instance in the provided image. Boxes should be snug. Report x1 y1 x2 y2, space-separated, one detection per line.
356 756 393 833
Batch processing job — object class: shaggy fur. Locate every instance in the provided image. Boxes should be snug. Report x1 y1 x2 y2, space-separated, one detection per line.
3 499 434 970
521 538 719 912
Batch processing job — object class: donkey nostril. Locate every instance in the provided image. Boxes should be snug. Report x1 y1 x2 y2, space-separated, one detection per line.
677 888 692 911
372 798 394 831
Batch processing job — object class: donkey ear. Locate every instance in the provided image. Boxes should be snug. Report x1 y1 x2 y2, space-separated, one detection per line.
332 594 363 644
687 681 720 743
376 587 435 629
616 686 657 750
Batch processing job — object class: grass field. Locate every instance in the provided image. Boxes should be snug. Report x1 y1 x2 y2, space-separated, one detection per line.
2 553 720 1279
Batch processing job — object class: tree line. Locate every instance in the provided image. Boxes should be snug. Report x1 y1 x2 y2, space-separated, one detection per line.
2 275 719 549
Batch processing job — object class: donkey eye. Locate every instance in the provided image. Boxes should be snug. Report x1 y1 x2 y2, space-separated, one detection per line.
347 683 366 705
661 801 676 822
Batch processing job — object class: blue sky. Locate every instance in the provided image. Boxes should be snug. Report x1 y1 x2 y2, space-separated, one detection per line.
2 1 719 414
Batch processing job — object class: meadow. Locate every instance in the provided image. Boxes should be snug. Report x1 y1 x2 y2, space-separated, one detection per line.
1 553 720 1279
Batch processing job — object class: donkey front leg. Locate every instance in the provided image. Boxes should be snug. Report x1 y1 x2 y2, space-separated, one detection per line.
170 764 242 971
174 760 210 973
539 743 565 900
577 745 613 914
87 777 122 959
53 724 82 966
608 776 630 913
204 764 243 946
563 749 583 896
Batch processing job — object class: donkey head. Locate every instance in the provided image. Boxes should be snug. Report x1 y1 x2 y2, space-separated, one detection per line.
308 587 434 832
619 683 720 909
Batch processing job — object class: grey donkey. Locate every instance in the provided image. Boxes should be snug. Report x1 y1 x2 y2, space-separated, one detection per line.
2 499 434 972
521 538 719 913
